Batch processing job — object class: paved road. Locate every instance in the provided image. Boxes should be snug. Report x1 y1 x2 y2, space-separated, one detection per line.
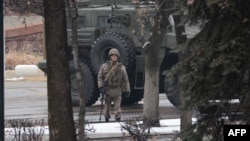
4 80 180 123
4 80 181 141
5 81 48 120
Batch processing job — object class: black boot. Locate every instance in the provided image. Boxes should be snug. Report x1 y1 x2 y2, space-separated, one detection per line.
115 117 121 122
105 118 109 122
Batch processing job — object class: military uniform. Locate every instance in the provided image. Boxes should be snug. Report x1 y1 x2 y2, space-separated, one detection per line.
97 48 130 122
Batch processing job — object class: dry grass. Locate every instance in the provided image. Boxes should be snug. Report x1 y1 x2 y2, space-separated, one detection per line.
5 52 47 81
5 52 44 70
23 75 47 81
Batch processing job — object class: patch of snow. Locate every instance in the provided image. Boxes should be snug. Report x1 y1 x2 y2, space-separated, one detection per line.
5 118 197 140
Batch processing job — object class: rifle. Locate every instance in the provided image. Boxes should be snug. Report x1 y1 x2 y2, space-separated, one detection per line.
99 89 105 122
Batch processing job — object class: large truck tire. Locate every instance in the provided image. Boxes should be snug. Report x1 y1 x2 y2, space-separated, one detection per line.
90 32 136 74
164 73 181 107
70 61 99 107
91 32 143 104
82 59 101 106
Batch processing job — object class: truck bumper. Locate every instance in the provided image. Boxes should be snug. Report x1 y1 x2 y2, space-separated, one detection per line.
38 60 47 74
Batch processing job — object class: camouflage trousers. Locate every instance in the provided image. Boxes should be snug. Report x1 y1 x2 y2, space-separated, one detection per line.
104 94 121 120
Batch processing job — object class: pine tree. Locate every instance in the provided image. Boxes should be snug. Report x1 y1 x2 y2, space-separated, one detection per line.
173 0 250 140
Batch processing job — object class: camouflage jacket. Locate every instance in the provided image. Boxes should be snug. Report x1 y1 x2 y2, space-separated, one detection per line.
98 61 130 97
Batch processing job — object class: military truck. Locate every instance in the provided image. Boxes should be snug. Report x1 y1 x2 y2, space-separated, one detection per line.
38 0 190 107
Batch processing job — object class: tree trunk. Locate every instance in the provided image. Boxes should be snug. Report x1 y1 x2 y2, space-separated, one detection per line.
143 0 168 126
0 2 4 140
43 0 76 140
173 13 192 140
143 45 160 126
66 1 86 140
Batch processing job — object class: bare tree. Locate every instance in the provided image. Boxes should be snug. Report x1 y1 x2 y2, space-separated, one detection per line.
143 0 169 126
43 0 76 140
65 0 86 140
5 0 78 140
4 0 43 16
0 2 4 141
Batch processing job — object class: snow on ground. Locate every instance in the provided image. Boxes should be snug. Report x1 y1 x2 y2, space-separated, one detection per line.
5 118 197 140
86 118 197 139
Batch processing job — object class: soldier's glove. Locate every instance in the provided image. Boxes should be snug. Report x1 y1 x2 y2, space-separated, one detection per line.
123 92 130 99
100 86 106 96
100 86 106 98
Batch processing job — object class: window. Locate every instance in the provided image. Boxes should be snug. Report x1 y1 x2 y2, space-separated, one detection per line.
78 16 85 28
67 16 86 29
97 16 121 28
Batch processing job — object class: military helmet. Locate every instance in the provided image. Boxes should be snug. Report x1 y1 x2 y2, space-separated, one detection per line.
109 48 120 57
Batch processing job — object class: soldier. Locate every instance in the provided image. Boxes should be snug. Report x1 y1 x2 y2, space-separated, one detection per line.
98 48 130 122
